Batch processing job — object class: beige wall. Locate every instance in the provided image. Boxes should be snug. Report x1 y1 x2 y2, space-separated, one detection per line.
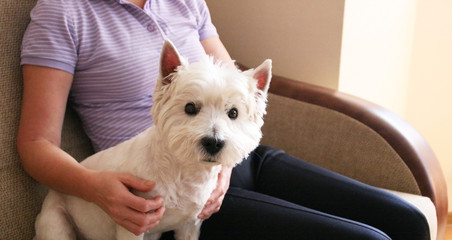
338 0 417 116
338 0 452 212
406 0 452 213
206 0 345 89
207 0 451 212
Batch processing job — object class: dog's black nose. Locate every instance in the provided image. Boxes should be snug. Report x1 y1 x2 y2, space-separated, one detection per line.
201 137 224 156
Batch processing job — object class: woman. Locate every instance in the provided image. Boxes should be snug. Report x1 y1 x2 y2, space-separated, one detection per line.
18 0 429 239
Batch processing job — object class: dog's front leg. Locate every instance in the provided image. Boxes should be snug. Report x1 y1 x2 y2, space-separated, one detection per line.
116 225 144 240
174 221 202 240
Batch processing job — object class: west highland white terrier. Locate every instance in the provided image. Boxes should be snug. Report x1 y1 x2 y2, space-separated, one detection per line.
34 40 272 240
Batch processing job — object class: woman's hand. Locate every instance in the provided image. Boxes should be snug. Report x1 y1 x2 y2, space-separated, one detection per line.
198 166 232 220
84 171 165 236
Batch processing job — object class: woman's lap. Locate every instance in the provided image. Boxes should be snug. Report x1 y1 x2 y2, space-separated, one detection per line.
200 187 390 240
162 145 430 240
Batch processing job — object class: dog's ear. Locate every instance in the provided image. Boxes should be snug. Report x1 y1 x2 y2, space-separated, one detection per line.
253 59 272 94
160 39 183 85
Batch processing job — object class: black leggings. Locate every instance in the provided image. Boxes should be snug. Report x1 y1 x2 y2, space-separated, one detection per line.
163 145 430 240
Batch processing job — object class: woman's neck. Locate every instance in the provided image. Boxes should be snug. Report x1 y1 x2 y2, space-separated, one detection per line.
127 0 146 9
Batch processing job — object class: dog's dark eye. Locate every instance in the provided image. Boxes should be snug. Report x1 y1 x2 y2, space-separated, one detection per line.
185 103 198 115
228 108 238 119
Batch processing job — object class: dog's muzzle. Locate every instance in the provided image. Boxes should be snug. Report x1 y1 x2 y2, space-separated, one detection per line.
201 137 224 157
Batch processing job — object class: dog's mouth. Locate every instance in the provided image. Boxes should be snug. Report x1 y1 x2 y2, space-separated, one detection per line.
203 158 218 163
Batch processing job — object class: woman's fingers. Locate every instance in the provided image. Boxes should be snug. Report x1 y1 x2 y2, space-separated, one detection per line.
87 171 165 235
114 204 166 235
119 173 156 192
198 166 231 219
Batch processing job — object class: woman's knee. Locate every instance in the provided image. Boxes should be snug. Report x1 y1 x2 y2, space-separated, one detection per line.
386 199 430 240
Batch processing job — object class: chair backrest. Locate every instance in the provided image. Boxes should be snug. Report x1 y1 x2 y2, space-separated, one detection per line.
0 1 93 239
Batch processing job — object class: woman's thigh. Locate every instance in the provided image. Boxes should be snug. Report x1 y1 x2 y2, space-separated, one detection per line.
228 145 429 240
200 187 390 240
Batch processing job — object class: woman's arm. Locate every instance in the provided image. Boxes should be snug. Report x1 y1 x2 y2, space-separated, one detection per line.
201 36 232 62
18 65 85 194
17 65 165 236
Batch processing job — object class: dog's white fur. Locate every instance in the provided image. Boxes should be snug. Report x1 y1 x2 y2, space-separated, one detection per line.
35 40 272 240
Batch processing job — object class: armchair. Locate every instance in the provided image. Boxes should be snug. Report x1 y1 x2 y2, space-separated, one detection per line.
0 1 446 239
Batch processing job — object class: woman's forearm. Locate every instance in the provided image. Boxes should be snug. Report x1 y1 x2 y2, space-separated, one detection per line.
17 138 94 201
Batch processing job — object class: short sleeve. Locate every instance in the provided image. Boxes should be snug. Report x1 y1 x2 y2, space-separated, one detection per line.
196 0 219 41
21 0 78 74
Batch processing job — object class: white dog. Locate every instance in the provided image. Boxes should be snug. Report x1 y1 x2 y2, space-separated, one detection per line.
35 40 272 240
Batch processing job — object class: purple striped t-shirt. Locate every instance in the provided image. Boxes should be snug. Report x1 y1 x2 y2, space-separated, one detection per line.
21 0 219 151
